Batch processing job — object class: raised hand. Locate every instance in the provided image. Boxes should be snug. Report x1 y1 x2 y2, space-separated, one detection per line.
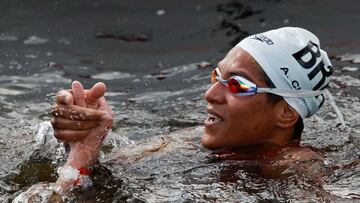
51 81 115 168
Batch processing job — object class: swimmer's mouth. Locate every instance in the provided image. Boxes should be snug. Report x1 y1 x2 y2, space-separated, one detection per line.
207 113 223 122
205 108 224 125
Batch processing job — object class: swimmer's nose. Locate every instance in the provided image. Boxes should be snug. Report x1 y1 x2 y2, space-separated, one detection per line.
205 82 226 105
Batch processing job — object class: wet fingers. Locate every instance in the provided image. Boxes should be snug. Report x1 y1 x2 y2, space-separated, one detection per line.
51 117 99 130
56 90 73 105
53 129 91 142
72 81 86 107
51 104 105 121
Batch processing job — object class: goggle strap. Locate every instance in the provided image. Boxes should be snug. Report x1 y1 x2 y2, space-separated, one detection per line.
257 88 325 98
216 76 227 85
325 89 345 127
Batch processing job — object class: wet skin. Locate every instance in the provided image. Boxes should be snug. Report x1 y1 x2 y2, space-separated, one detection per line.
201 47 328 182
51 81 114 190
202 46 298 153
48 48 322 192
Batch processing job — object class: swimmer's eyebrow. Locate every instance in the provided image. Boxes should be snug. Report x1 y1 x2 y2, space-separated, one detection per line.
226 70 253 81
217 64 254 81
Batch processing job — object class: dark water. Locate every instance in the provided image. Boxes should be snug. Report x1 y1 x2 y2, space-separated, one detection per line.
0 0 360 202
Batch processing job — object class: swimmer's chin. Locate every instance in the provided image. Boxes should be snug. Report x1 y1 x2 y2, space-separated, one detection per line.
201 134 222 150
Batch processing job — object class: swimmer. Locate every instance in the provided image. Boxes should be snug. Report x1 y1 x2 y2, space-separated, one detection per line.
15 27 336 201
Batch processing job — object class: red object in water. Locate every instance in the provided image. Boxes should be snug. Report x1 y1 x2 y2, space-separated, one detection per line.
78 167 91 175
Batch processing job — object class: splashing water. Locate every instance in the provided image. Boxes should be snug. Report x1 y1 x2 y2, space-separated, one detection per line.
1 0 360 202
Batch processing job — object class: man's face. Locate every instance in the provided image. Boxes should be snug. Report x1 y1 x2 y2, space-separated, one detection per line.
202 47 279 150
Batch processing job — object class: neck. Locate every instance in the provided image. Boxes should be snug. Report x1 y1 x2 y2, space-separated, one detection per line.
212 139 300 160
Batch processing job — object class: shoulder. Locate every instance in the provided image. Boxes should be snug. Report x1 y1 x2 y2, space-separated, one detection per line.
270 145 328 180
278 145 323 164
109 126 203 164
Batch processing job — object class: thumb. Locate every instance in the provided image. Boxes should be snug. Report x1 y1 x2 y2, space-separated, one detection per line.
56 90 74 105
86 82 106 109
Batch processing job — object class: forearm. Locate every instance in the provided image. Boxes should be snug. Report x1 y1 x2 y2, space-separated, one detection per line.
56 142 100 191
51 81 113 193
65 142 100 168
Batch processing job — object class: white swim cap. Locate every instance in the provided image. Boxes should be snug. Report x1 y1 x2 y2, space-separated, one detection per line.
236 27 333 118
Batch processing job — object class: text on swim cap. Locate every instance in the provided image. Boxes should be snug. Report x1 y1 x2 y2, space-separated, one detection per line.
292 41 333 108
292 41 332 91
280 67 301 90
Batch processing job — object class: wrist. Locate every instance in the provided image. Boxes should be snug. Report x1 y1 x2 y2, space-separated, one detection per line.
66 143 100 169
57 165 93 190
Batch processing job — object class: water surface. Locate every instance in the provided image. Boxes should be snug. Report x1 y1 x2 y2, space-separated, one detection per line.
1 0 360 202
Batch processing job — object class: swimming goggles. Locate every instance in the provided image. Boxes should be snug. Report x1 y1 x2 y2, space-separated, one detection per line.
211 67 324 98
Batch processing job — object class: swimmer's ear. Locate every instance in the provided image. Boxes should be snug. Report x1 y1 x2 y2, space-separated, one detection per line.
274 100 299 128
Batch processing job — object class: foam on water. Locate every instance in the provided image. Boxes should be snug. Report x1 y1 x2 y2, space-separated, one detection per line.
340 53 360 64
23 36 49 45
92 71 135 80
0 33 18 41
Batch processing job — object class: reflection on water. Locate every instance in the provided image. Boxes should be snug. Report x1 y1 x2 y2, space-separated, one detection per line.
1 0 360 202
